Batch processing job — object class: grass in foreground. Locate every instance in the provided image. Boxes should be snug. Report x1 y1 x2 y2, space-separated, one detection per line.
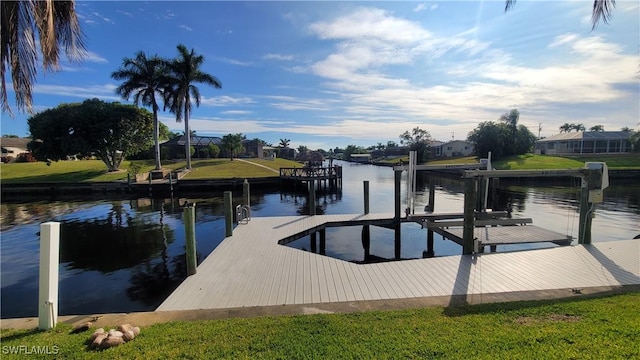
1 292 638 359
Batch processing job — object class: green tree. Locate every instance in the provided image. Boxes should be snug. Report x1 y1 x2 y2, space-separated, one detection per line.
158 122 172 140
630 131 640 153
589 125 605 132
343 144 367 160
165 44 222 170
1 0 86 115
400 127 432 163
221 133 245 160
28 98 153 171
467 121 535 159
297 145 309 154
2 134 19 138
111 51 169 171
208 143 220 158
505 0 615 30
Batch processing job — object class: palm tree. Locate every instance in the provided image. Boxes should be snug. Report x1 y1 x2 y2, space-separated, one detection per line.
278 138 291 148
111 52 168 170
505 0 616 30
221 133 245 160
559 123 572 133
589 125 605 132
165 44 221 170
499 109 520 146
1 0 86 115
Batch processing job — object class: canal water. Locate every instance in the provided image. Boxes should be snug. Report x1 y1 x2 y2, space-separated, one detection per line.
1 161 638 318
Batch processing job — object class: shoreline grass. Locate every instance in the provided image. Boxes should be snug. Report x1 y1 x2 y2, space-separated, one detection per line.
1 292 638 359
1 154 637 185
0 158 302 184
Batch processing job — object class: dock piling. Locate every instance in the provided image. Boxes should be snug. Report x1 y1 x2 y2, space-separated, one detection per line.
394 170 402 259
224 191 233 237
363 180 370 214
39 222 60 330
184 204 197 275
463 178 477 255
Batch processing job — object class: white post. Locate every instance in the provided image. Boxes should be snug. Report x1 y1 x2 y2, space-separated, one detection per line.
39 222 60 330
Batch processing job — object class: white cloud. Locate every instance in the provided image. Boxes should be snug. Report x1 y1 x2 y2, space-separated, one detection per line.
263 53 295 61
179 25 193 31
264 95 337 111
221 110 252 115
413 3 427 12
32 84 120 100
549 33 579 48
117 10 133 17
85 51 108 63
200 95 255 107
301 7 638 142
215 57 253 67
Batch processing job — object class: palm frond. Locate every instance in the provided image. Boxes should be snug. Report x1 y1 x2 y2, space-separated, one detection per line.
591 0 616 30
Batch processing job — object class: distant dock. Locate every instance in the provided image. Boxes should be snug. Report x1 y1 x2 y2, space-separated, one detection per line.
279 165 342 190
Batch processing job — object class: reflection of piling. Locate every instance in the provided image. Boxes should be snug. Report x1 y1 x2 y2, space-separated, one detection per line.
362 225 371 261
319 229 326 255
308 180 316 216
310 233 317 253
184 204 197 276
426 178 435 212
224 191 233 237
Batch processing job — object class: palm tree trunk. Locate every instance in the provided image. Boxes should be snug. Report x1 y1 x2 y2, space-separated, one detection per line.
184 102 192 170
153 104 161 170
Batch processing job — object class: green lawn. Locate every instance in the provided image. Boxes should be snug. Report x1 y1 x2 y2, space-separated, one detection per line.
1 292 637 359
0 158 302 184
425 154 640 170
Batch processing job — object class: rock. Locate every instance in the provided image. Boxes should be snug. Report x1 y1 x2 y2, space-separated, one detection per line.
117 324 133 334
91 333 108 349
123 329 135 342
108 330 124 338
89 328 105 342
101 335 124 349
132 326 141 336
71 321 92 334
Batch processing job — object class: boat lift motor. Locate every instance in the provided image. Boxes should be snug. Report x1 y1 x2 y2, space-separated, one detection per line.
584 162 609 204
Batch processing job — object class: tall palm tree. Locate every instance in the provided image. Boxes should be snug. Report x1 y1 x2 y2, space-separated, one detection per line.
505 0 615 30
278 138 291 148
1 0 86 115
111 52 167 170
165 44 221 170
559 123 572 133
499 108 519 146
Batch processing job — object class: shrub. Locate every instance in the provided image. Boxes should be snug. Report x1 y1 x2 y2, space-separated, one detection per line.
16 152 37 163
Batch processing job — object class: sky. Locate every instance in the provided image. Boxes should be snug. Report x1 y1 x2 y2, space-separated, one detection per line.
1 1 639 151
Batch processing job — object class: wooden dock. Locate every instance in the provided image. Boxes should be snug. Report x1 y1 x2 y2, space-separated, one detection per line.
157 214 640 312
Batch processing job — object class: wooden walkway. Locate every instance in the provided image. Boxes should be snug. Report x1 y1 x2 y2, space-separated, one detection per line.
157 214 640 311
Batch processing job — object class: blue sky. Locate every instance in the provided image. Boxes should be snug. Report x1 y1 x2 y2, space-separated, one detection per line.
2 1 639 151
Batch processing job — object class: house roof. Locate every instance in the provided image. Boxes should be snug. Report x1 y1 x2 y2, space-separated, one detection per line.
537 131 631 142
0 137 30 149
161 135 222 147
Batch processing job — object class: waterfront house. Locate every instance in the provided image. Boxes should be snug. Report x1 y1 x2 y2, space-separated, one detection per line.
535 131 632 155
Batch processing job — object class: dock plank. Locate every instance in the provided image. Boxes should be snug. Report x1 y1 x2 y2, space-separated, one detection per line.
157 213 640 312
